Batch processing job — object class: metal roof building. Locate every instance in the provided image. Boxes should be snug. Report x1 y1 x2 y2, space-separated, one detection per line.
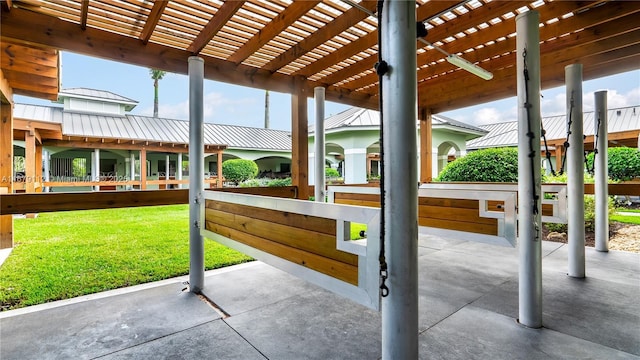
15 103 291 152
311 107 488 137
467 106 640 150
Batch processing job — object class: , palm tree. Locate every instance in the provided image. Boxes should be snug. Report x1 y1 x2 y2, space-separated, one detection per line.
149 69 166 117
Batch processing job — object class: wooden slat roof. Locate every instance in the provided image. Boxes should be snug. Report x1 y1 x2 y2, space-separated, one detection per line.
1 0 638 113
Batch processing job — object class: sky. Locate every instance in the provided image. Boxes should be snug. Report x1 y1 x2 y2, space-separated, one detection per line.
15 51 640 130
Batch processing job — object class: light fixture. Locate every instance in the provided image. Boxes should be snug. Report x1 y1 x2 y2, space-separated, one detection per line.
446 54 494 80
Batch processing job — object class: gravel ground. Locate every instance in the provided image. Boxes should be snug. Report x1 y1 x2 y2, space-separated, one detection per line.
543 222 640 254
609 224 640 253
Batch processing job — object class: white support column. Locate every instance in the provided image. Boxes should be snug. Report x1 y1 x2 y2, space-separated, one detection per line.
177 152 183 189
188 56 205 292
94 149 100 191
129 151 136 190
594 90 609 252
516 10 543 329
344 148 367 184
314 86 326 202
566 64 585 278
381 2 418 359
308 152 316 185
165 154 170 181
43 150 50 192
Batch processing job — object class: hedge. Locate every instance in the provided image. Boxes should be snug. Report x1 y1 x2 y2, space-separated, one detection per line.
436 147 518 182
222 159 259 184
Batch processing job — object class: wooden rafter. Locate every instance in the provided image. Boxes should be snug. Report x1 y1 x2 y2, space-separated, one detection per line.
187 1 245 54
227 0 321 64
0 68 13 104
139 1 168 44
79 1 88 30
262 0 378 72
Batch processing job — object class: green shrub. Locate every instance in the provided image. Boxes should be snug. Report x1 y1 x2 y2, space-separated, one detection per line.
542 172 568 184
585 147 640 181
436 147 518 182
267 178 292 187
325 167 340 178
222 159 259 184
239 178 268 187
544 194 615 233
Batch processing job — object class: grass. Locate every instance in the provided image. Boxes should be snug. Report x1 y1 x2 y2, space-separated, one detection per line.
618 208 640 214
0 205 252 310
611 213 640 225
350 223 368 239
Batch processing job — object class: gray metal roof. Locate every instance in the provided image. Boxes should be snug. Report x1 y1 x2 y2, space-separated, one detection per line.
312 107 486 135
14 103 291 151
13 104 64 124
56 88 138 110
467 106 640 150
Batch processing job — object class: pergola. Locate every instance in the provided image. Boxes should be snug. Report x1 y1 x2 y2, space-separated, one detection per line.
1 1 639 358
1 0 638 185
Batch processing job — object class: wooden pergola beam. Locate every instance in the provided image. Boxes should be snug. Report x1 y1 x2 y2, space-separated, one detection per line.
0 68 13 105
263 0 378 72
13 119 61 133
187 1 245 54
0 189 189 215
139 1 168 44
227 0 321 64
79 1 89 30
42 139 225 154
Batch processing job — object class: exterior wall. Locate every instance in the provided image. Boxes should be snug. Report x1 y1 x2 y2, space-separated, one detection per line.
310 129 379 184
430 130 471 178
65 98 125 116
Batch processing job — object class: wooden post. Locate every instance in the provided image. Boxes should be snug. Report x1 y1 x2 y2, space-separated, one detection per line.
25 131 36 193
419 107 433 183
35 143 43 192
217 150 223 188
0 102 13 248
140 148 147 190
555 145 562 173
291 76 309 200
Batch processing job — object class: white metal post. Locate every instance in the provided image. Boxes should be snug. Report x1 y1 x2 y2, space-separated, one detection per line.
129 151 136 190
381 2 418 359
566 64 585 278
314 86 326 202
188 56 205 292
594 90 609 252
165 154 170 181
43 150 50 192
177 152 183 189
516 10 543 328
94 148 100 191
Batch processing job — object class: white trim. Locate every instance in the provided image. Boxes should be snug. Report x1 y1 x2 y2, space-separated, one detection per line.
344 148 367 155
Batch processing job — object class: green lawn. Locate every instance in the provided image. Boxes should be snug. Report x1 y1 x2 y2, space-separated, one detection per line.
0 205 252 310
618 208 640 214
611 213 640 225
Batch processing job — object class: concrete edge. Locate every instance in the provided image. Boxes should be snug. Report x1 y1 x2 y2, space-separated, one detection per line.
0 247 13 268
0 260 260 319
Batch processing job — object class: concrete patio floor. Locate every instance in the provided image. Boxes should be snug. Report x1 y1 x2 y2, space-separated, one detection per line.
1 234 638 359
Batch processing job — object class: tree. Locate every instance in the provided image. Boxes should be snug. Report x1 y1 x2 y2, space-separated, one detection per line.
149 69 166 118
